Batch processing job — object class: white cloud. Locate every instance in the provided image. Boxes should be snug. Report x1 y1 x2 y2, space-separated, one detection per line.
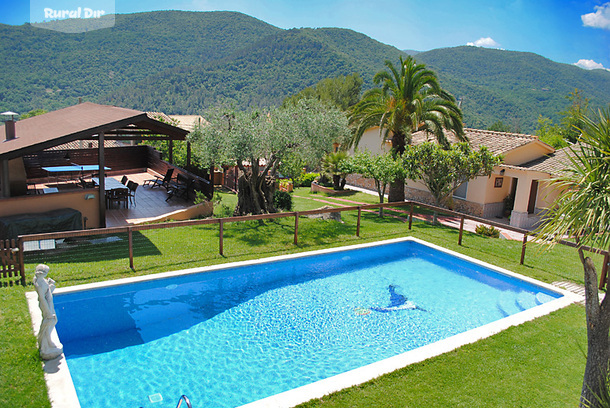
582 2 610 30
574 59 610 71
466 37 501 48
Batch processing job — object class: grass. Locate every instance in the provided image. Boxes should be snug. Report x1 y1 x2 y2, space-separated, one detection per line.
1 187 597 407
298 305 586 408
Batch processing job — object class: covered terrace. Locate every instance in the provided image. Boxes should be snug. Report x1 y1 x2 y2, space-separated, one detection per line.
0 102 212 235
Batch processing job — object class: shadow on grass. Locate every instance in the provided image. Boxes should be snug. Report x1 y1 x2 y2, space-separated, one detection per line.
23 231 161 265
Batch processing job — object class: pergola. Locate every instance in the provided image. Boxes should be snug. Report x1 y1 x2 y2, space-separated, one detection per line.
0 102 191 227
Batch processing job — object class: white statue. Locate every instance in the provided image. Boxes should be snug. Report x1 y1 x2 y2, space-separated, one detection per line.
33 264 63 360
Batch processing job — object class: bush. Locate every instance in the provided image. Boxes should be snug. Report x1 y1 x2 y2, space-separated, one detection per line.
273 190 292 211
295 172 319 187
475 224 500 238
316 174 334 188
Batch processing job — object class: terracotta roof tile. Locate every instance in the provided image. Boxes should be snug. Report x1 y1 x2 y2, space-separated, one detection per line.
411 128 547 156
47 140 123 150
514 146 573 176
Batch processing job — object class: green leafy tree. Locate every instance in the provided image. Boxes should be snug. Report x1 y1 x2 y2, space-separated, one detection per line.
487 120 511 133
19 109 47 119
341 151 406 216
536 115 568 148
190 100 350 215
560 88 590 144
534 107 610 408
349 56 465 202
278 152 306 183
404 142 501 223
146 114 192 168
536 89 590 147
283 73 363 111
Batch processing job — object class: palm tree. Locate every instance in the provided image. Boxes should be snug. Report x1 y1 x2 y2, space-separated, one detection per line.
534 107 610 408
321 151 349 190
349 55 465 202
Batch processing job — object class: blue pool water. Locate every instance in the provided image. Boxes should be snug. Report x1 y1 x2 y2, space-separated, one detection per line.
54 239 561 408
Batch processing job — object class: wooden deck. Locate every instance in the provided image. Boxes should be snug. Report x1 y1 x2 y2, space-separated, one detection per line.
31 171 197 228
104 172 197 227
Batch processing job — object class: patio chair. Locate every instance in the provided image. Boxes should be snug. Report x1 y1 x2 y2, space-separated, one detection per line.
106 188 129 209
120 175 128 185
143 168 174 190
166 174 193 202
127 180 138 207
79 177 95 189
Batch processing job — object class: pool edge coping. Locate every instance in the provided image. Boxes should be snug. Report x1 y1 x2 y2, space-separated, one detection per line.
25 236 583 408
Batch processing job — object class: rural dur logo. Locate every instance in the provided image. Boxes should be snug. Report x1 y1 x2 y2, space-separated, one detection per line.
43 7 106 19
30 0 115 33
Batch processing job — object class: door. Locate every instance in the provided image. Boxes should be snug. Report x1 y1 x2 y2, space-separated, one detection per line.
527 180 539 214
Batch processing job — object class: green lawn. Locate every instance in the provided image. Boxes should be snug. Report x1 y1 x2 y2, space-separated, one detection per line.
0 187 595 407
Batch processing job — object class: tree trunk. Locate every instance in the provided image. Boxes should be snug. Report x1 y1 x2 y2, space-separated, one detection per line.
389 131 406 202
332 174 342 190
234 169 276 216
376 181 384 217
580 252 610 408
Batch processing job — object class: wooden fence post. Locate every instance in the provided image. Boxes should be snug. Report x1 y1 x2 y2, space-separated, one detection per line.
18 238 25 285
357 206 361 237
219 220 224 256
294 212 299 245
520 234 528 265
409 203 413 230
458 215 465 246
128 227 134 270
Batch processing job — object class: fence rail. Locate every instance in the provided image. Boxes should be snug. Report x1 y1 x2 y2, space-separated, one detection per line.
10 200 610 288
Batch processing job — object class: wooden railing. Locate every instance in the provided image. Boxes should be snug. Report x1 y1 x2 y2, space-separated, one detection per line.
0 239 23 286
10 200 610 288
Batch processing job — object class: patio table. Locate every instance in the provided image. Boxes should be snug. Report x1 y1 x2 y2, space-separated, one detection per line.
42 164 111 183
42 164 109 173
92 177 127 191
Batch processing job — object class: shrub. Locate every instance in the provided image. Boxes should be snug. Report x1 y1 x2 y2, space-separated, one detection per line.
214 204 233 218
475 224 500 238
295 172 319 187
316 174 334 188
273 190 292 211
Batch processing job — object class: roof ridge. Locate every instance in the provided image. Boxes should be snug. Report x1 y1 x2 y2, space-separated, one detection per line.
463 127 537 139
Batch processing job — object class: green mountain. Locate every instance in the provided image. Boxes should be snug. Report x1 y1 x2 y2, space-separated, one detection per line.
0 11 282 112
103 27 403 111
415 46 610 131
1 10 609 133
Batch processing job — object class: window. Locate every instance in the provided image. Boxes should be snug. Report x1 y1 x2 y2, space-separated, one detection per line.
453 182 468 199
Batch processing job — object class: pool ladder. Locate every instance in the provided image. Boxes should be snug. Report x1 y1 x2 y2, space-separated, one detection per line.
176 395 192 408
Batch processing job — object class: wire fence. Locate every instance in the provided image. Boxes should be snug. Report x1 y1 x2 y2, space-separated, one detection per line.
7 200 610 289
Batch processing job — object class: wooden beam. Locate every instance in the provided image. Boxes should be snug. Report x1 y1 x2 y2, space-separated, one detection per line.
98 132 106 228
0 160 9 198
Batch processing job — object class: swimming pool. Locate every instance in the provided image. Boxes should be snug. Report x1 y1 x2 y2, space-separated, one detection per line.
29 237 577 408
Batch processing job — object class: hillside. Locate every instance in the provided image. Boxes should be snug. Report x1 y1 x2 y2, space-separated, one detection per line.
416 46 610 131
103 27 404 111
1 11 609 132
0 11 281 112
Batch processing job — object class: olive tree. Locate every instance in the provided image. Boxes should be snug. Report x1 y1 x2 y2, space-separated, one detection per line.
404 142 502 222
341 151 406 216
189 100 350 215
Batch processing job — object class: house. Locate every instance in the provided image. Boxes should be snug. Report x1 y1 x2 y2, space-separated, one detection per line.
347 127 570 229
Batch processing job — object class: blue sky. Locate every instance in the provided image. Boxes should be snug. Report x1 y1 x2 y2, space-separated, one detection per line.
2 0 609 70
